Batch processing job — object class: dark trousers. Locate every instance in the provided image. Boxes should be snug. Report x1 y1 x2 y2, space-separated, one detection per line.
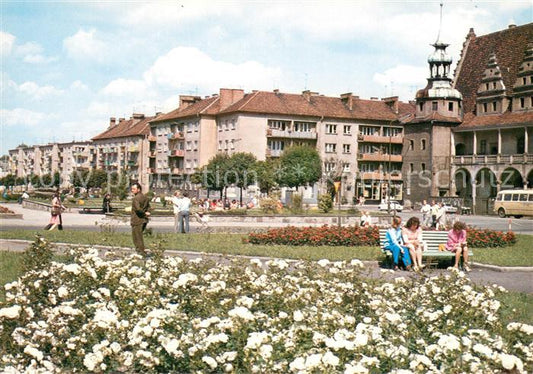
132 223 147 254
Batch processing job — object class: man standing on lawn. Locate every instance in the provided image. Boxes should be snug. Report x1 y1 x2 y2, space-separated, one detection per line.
178 192 191 233
171 190 182 233
130 182 150 256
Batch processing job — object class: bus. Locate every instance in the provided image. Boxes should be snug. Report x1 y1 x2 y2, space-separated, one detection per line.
494 189 533 218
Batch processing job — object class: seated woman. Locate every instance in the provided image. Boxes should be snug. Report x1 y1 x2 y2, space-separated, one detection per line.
402 217 427 272
383 216 412 271
446 221 470 271
360 211 371 227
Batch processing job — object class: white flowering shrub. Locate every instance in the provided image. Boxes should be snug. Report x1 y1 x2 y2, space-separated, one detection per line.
0 248 532 373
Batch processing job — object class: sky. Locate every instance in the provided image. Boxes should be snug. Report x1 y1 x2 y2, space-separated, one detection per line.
1 0 532 155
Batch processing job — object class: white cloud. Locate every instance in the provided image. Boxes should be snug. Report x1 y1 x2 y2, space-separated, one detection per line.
63 29 107 61
143 46 282 93
70 80 89 91
16 81 63 100
101 79 149 98
374 65 428 100
0 108 46 126
0 31 15 56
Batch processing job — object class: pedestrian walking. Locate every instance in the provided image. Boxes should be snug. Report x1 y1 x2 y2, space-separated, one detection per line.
102 193 112 214
436 202 447 230
171 191 182 233
44 191 65 231
420 199 431 227
178 192 191 233
430 200 439 228
130 183 151 256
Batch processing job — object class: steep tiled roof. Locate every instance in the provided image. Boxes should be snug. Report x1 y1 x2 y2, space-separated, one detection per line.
219 91 414 121
151 96 220 123
92 115 154 141
456 111 533 130
454 23 533 114
406 112 462 125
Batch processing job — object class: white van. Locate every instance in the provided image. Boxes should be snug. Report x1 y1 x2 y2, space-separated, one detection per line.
494 189 533 218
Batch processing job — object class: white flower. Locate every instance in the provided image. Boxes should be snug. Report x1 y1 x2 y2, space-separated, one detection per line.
172 273 198 288
93 309 118 328
23 346 43 362
163 339 180 355
246 331 269 349
350 259 364 268
58 305 82 316
443 305 452 314
63 263 81 275
345 362 369 374
259 344 273 360
305 353 322 368
473 343 493 357
499 353 523 371
83 352 103 371
438 334 461 352
237 296 254 308
289 357 306 371
202 356 218 370
228 306 254 321
318 259 330 267
110 342 121 354
322 351 340 367
57 286 69 298
293 310 304 322
384 312 402 324
0 305 21 319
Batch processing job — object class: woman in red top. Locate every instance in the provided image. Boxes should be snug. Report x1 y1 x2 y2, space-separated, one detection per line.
446 221 470 271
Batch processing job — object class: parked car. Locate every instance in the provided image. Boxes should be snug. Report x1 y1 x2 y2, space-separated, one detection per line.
378 200 403 212
442 203 458 214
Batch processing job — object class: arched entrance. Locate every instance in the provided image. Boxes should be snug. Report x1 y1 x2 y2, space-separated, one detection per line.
527 169 533 189
475 168 497 214
500 167 524 191
454 168 472 206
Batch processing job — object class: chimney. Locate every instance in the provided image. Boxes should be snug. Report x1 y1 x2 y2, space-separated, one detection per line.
109 117 116 128
273 89 279 94
119 118 125 123
132 113 144 119
370 97 379 101
302 90 319 102
219 88 245 110
509 23 516 29
340 92 354 110
179 95 202 109
382 96 399 114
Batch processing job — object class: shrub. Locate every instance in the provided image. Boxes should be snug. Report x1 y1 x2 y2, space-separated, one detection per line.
21 235 54 272
317 194 333 213
259 197 281 214
288 193 303 214
467 227 517 248
0 251 530 373
248 225 380 246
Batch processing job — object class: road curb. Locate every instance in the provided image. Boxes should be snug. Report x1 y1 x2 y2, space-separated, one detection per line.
472 262 533 272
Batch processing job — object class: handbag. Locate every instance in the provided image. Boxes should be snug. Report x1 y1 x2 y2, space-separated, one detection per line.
438 243 446 252
51 206 61 216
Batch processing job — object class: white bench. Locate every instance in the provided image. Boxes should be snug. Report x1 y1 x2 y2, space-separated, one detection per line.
379 229 473 266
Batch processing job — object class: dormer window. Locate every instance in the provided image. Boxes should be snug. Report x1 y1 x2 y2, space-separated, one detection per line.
492 102 497 111
419 102 424 111
483 103 488 113
524 77 527 85
485 83 489 90
448 102 453 111
432 102 438 111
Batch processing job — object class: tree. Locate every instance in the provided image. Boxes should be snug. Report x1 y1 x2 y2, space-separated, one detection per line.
277 146 322 189
194 153 231 198
0 174 16 187
255 159 279 195
227 152 258 206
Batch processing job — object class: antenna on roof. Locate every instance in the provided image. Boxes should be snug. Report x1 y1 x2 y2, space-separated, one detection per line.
436 1 443 43
304 73 308 90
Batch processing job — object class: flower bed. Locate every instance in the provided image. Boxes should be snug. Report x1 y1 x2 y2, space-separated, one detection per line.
0 205 15 214
247 225 380 246
1 248 531 373
467 228 516 248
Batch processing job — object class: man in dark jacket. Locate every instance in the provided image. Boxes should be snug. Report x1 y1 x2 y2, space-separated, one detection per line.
130 183 150 256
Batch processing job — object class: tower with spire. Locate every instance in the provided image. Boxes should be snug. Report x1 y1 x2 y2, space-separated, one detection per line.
401 3 464 204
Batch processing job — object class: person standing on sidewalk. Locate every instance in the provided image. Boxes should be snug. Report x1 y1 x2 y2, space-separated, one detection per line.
420 200 431 228
130 183 150 256
171 190 182 233
178 192 191 233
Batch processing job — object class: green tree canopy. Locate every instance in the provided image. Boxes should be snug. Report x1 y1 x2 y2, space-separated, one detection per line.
194 153 232 197
277 146 322 189
255 159 279 194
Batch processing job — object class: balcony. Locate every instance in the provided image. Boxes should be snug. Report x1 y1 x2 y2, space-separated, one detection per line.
128 145 139 152
127 160 138 167
147 168 156 173
148 135 157 142
452 154 533 165
267 128 317 139
266 149 283 157
171 167 183 174
360 171 402 181
167 132 185 140
358 153 402 162
168 149 185 157
148 151 156 158
358 134 403 144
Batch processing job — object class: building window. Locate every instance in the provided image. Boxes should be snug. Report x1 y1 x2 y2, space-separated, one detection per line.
268 120 289 130
343 163 350 172
485 83 489 90
421 163 426 171
343 144 351 154
480 140 487 155
325 124 337 134
483 102 488 113
520 97 525 108
448 102 453 111
408 140 414 151
360 126 377 136
325 143 337 153
268 140 284 150
294 121 314 132
231 120 236 130
194 141 198 150
383 127 401 137
421 139 426 150
324 162 336 172
343 125 351 135
409 163 414 173
419 102 424 112
492 102 497 111
432 102 438 111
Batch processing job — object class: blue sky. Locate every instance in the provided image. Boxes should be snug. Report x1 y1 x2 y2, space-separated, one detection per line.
1 0 531 155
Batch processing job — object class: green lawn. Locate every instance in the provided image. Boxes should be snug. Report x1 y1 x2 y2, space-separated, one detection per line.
1 230 531 266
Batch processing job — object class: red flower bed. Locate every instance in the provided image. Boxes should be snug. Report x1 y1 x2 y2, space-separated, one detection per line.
247 225 380 246
467 227 516 248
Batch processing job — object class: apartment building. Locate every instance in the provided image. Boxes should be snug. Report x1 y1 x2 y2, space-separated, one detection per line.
402 22 533 213
8 141 94 187
92 113 154 191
